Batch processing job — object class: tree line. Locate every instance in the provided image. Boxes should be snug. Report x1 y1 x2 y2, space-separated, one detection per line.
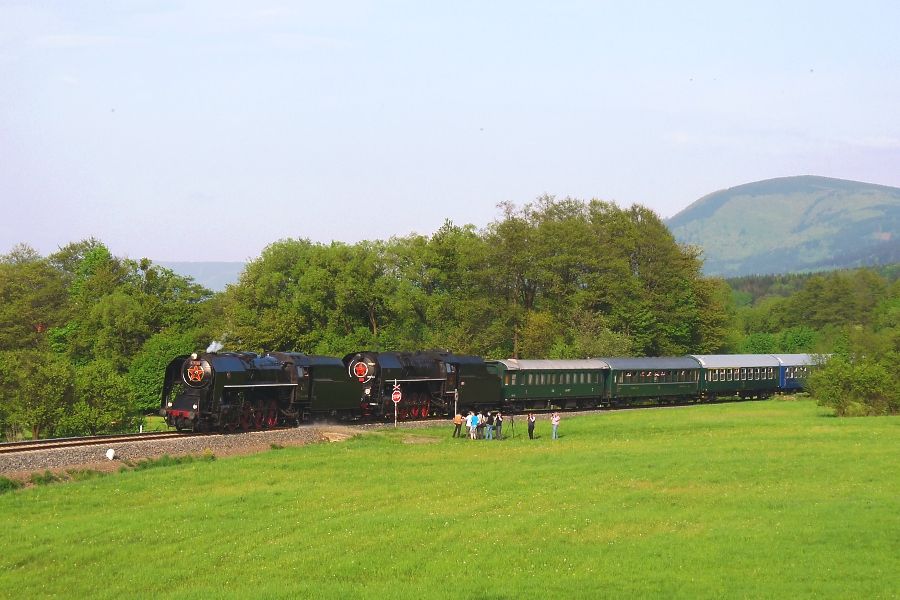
728 268 899 416
1 197 897 438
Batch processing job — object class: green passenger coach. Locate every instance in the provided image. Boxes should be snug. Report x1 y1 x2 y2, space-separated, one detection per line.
603 357 701 404
690 354 781 401
486 359 609 410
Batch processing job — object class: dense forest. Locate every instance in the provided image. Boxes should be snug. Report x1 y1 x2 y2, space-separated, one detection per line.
1 197 897 438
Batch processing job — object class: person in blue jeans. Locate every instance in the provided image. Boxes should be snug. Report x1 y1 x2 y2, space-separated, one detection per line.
551 412 561 439
485 412 494 440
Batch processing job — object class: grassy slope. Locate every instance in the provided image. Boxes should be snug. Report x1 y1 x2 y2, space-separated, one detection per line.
1 400 897 599
667 176 900 276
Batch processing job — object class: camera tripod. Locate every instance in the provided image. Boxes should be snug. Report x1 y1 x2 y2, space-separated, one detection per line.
504 413 517 439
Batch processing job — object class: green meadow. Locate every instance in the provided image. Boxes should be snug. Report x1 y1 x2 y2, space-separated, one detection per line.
1 400 897 599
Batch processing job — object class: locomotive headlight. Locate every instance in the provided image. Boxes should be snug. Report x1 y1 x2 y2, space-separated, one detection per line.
193 404 198 410
191 353 198 360
365 388 371 395
167 402 173 407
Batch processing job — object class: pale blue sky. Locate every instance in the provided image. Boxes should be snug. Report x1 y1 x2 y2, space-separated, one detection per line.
2 1 898 261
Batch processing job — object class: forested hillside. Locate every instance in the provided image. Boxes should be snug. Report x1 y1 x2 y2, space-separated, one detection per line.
3 199 897 440
0 198 727 440
219 197 727 359
668 176 900 276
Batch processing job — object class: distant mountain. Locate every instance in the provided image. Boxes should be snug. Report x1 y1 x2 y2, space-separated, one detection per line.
667 176 900 277
157 261 245 292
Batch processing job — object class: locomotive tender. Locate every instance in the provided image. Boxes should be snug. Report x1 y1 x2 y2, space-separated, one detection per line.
162 350 818 432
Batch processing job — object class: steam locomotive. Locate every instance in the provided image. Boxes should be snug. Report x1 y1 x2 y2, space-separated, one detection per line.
161 349 816 432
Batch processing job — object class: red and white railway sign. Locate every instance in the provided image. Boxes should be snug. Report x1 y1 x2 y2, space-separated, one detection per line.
391 389 402 403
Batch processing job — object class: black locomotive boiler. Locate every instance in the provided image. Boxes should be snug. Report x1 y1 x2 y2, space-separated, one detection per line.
162 351 359 432
342 350 501 419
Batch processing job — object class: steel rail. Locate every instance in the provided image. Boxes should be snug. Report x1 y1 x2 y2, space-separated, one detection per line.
0 431 194 455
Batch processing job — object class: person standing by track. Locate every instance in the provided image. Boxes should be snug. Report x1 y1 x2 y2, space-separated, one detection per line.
551 412 561 439
527 413 536 439
452 412 463 438
494 411 503 440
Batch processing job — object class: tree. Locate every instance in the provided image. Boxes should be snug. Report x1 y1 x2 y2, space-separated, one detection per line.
0 351 74 439
0 245 68 352
127 329 207 414
60 359 138 435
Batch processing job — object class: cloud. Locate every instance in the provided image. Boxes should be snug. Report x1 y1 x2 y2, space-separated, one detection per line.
32 34 123 49
844 136 900 151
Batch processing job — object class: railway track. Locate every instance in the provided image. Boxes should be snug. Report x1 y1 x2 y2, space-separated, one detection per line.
0 431 197 455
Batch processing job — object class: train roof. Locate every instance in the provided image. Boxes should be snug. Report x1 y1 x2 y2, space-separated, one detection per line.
489 359 610 371
601 356 701 370
771 354 818 366
690 354 780 368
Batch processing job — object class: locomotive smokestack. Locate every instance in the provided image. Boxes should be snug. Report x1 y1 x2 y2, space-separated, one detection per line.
206 341 224 353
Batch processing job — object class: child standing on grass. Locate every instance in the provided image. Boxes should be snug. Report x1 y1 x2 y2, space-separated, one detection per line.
527 413 535 439
551 412 560 439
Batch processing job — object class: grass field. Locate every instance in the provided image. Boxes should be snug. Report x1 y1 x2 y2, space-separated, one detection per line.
1 399 897 599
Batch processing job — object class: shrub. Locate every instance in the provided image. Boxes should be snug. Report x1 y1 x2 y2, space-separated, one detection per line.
66 469 106 482
0 476 23 494
30 470 61 486
124 452 216 472
809 355 899 416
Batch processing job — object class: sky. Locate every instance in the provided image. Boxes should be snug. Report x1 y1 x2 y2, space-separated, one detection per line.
1 1 899 262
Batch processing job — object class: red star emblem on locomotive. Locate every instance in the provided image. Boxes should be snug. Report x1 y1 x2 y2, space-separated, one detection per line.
187 364 204 382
